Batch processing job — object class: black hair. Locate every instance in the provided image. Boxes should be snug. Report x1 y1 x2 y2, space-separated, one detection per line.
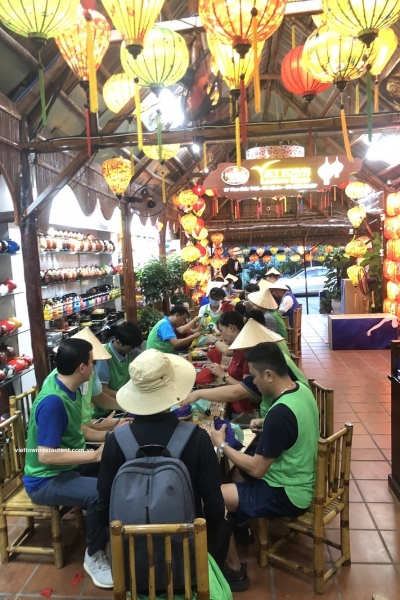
234 301 246 316
247 342 288 378
244 309 266 327
209 287 226 300
115 321 143 347
218 310 244 331
214 277 225 282
57 339 92 376
170 305 190 317
238 291 245 301
245 283 260 293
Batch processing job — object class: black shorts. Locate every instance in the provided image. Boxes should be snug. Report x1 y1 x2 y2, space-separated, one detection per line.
235 479 307 523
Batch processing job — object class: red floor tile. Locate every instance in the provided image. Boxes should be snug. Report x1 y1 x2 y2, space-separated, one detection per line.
351 461 392 480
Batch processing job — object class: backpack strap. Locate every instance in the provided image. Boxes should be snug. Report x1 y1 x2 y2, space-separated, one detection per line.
113 425 140 461
165 422 197 458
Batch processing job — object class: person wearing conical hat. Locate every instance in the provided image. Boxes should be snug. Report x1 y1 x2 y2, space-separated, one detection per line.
247 288 287 339
269 280 300 327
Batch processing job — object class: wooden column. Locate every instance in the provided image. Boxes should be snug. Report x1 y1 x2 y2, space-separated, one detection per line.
121 202 137 322
19 146 50 388
159 211 169 315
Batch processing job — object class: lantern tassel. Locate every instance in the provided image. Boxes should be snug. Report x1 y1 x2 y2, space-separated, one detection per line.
156 109 162 162
334 186 337 202
251 8 261 114
161 170 166 204
235 116 241 170
371 290 375 308
354 288 357 308
366 67 373 142
128 117 134 176
291 21 296 50
38 52 47 126
203 142 207 171
374 78 379 113
134 77 143 150
340 97 353 162
355 80 360 115
85 18 98 113
239 74 247 145
85 105 91 157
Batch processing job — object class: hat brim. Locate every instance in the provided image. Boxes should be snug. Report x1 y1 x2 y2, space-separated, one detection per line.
247 290 278 310
71 327 111 360
116 353 196 415
230 318 284 350
266 268 281 276
269 282 289 291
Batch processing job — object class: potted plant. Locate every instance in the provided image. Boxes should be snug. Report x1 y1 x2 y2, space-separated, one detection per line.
137 306 163 339
137 256 187 307
320 250 350 314
359 232 383 313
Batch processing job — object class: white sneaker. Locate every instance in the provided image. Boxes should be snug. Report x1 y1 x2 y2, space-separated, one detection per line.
83 548 113 589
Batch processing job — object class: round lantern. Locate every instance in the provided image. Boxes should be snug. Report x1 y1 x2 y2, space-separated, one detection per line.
303 25 377 88
213 248 223 258
195 244 206 257
317 255 327 262
207 33 263 92
256 246 265 257
324 0 400 46
387 281 400 301
383 259 396 281
370 28 398 76
249 254 259 263
183 269 200 288
325 245 334 254
345 181 372 199
387 192 400 216
262 255 272 263
387 239 400 259
347 265 364 286
143 144 181 161
270 246 278 255
276 253 286 262
101 157 132 198
345 238 368 258
199 239 209 248
281 45 331 102
181 245 201 262
305 253 313 262
199 254 209 265
291 254 301 262
0 0 80 41
192 184 206 197
193 198 206 217
103 73 136 113
192 227 209 241
384 299 398 314
192 291 205 305
193 219 205 237
347 206 367 228
384 216 400 240
192 265 209 285
178 190 199 209
242 247 250 257
102 0 164 58
297 246 305 255
121 26 189 94
210 232 224 247
210 258 225 270
181 213 198 233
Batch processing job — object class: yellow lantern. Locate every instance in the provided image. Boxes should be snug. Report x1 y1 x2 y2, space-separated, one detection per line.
347 206 367 228
183 269 200 288
0 0 79 41
121 26 189 94
345 238 368 258
181 213 198 234
101 157 132 198
211 232 224 247
317 255 327 262
324 0 400 46
370 28 398 75
347 265 364 307
346 181 372 199
101 0 164 59
276 253 286 262
291 254 301 262
199 239 209 248
270 246 278 255
192 227 209 241
103 73 136 113
142 144 181 161
387 192 400 216
387 281 400 301
297 246 304 255
199 254 209 265
178 190 199 209
210 258 225 270
181 246 201 263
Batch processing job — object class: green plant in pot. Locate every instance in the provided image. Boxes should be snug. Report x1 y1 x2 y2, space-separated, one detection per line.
359 232 383 313
320 250 350 314
137 306 163 339
137 257 187 305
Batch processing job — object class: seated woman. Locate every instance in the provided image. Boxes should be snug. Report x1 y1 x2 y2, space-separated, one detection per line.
247 288 287 339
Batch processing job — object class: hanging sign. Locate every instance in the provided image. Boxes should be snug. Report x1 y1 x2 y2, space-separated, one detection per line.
203 155 363 200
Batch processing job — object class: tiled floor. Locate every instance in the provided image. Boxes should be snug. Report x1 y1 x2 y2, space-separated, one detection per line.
1 314 400 599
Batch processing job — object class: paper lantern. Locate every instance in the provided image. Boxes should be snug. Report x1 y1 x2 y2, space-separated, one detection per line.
325 245 334 254
142 144 181 161
192 184 206 197
193 198 206 217
256 246 265 257
199 239 209 248
281 45 331 102
192 290 205 304
262 255 272 263
103 73 136 113
324 0 400 46
213 247 223 258
183 269 200 288
383 259 396 281
101 0 164 58
345 181 372 199
387 280 400 301
370 28 398 76
270 246 278 255
199 254 209 265
242 247 250 257
384 216 400 240
101 157 132 198
297 246 304 255
249 254 259 263
384 299 398 314
121 26 189 93
387 192 400 216
0 0 80 41
210 258 226 270
181 245 201 262
192 265 209 285
192 227 209 240
347 206 367 228
207 33 263 92
317 255 327 262
387 239 400 260
193 219 205 237
291 254 301 262
181 213 198 233
345 239 368 258
305 253 313 262
178 190 199 209
347 265 364 286
211 232 224 246
195 244 207 257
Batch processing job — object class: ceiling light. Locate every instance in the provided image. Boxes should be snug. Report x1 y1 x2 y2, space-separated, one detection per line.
367 134 400 165
192 143 200 153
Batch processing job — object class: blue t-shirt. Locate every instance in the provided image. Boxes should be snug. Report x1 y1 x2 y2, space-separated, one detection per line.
23 377 78 493
157 316 176 341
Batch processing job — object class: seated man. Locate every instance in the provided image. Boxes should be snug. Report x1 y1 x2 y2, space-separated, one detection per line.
198 287 226 326
173 301 202 341
94 321 143 418
96 349 230 570
210 342 319 592
23 339 112 589
270 281 300 327
146 305 201 353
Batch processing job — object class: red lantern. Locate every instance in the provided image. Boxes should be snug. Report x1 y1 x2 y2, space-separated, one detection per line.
281 45 331 102
195 244 206 257
193 218 205 236
192 184 206 197
383 259 396 281
387 192 400 216
384 216 400 240
214 247 223 258
193 197 206 216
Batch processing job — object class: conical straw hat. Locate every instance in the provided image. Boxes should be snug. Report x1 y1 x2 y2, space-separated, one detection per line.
265 267 281 276
225 273 238 282
230 318 284 350
269 280 289 291
247 289 278 310
258 278 273 291
71 327 111 360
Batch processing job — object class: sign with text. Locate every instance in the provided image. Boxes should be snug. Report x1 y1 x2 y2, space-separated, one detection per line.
203 155 363 200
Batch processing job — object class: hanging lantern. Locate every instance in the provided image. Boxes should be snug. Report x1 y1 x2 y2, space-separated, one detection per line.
211 232 224 246
317 255 327 262
183 269 200 288
0 0 80 41
256 246 265 257
305 253 313 262
55 6 110 113
193 219 205 237
192 184 206 197
383 259 397 281
291 254 302 262
297 245 304 255
142 144 181 161
181 213 198 233
276 253 286 262
384 216 400 240
269 246 278 255
384 298 398 314
237 256 245 264
207 33 263 92
121 26 189 94
370 28 398 75
345 181 372 199
249 254 259 263
325 245 334 254
192 265 209 284
210 258 226 270
387 192 400 216
347 205 367 228
242 247 250 257
199 254 209 265
345 238 368 258
101 0 164 59
387 239 400 260
178 190 199 209
195 244 207 257
192 290 205 305
262 255 272 263
101 157 132 198
347 265 364 307
181 245 201 263
103 73 136 113
387 280 400 301
324 0 400 46
192 227 209 240
199 239 209 248
281 45 331 103
213 247 223 258
193 198 206 217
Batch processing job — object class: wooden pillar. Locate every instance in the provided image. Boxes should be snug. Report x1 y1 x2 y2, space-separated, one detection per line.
121 202 137 322
19 147 50 388
159 212 170 315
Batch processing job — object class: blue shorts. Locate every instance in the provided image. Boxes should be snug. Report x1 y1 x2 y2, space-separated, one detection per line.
235 480 306 523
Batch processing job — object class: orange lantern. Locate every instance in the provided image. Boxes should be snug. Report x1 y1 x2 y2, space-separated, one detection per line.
193 218 205 236
387 192 400 216
181 245 201 262
249 254 259 263
262 255 272 263
305 253 313 262
214 247 223 258
387 239 400 260
383 259 396 281
181 213 198 233
211 232 224 246
325 245 334 254
193 198 206 217
281 44 331 102
192 227 208 240
178 189 199 209
383 299 398 314
384 216 400 240
192 290 204 304
387 281 400 301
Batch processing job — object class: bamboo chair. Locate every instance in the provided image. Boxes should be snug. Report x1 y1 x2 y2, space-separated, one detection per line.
308 379 335 439
9 385 39 439
0 412 84 568
291 305 302 356
110 518 210 600
258 423 353 594
290 352 300 367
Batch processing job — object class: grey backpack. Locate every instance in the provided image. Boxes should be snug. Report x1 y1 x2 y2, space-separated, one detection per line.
110 422 197 591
